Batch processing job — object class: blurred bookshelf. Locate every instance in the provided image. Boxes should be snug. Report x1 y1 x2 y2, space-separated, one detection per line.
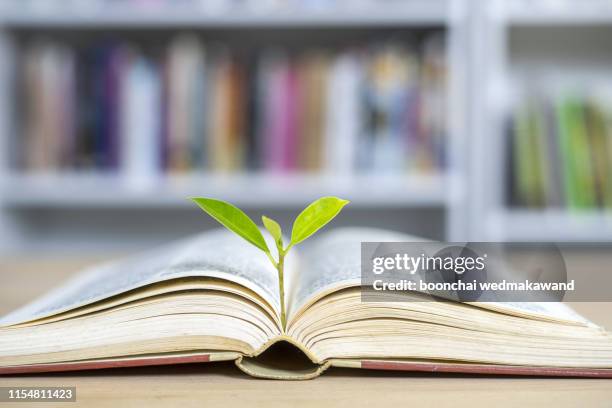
2 0 612 253
468 0 612 242
0 0 463 253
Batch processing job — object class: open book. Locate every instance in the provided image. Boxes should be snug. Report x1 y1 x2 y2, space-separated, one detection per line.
2 228 612 379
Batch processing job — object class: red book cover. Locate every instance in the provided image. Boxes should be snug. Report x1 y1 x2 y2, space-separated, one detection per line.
360 360 612 378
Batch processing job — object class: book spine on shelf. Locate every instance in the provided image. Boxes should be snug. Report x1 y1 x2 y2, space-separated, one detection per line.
325 51 361 174
120 52 161 188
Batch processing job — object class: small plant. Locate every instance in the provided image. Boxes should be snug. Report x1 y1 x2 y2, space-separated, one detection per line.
191 196 349 330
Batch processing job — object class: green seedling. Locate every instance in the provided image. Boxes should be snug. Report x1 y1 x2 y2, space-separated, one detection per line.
191 196 349 330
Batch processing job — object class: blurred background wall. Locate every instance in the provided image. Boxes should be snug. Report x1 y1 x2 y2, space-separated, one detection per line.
0 0 611 254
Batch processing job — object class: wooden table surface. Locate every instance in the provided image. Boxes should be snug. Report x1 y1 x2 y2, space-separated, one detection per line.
1 257 612 408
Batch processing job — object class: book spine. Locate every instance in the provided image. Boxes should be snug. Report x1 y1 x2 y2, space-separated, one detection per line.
324 51 361 174
120 53 161 188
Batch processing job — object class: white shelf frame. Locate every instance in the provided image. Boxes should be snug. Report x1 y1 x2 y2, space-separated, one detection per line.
500 0 612 25
488 210 612 242
0 173 448 209
0 0 451 28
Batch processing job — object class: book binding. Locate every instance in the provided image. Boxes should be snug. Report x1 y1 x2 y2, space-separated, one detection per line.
3 338 612 379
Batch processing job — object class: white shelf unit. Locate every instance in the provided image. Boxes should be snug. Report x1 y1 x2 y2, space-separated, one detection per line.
0 0 471 253
468 0 612 242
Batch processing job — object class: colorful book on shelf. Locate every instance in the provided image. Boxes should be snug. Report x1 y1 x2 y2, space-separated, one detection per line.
228 56 247 172
584 100 611 208
556 95 596 209
208 48 231 172
542 98 565 208
93 44 124 170
284 61 300 171
120 53 162 185
421 34 447 171
364 45 422 173
530 98 548 207
325 51 361 174
513 101 538 207
297 51 328 171
260 51 288 172
22 42 75 171
2 228 612 379
75 45 98 169
165 36 206 172
244 52 260 170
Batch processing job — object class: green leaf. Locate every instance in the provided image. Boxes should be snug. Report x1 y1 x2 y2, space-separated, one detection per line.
290 196 349 246
191 197 270 253
262 215 283 248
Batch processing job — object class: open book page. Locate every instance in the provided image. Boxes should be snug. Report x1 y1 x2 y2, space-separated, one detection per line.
475 302 593 326
287 227 591 326
288 228 412 320
0 229 280 327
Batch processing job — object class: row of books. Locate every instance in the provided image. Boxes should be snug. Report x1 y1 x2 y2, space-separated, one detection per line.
509 92 612 209
16 34 446 178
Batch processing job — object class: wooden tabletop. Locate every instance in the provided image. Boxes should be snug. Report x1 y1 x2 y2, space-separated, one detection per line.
1 257 612 407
